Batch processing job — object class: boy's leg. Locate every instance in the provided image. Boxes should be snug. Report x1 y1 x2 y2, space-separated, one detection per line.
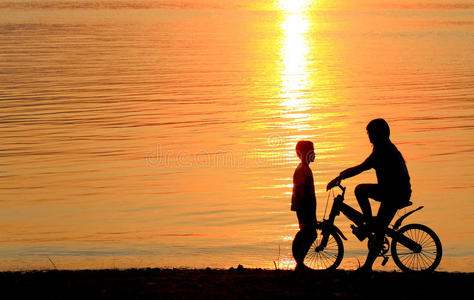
292 229 304 265
300 225 317 261
293 211 306 265
293 211 317 267
292 226 317 268
354 184 378 219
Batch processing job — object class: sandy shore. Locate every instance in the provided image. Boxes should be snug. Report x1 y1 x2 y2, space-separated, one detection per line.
1 267 473 299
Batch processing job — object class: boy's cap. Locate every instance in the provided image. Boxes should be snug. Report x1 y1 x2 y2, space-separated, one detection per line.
296 140 314 153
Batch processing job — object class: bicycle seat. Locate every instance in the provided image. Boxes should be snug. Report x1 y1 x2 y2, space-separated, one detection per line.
399 201 413 209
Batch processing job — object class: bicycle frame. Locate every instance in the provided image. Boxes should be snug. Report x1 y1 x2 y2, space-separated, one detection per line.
318 185 423 253
308 184 442 272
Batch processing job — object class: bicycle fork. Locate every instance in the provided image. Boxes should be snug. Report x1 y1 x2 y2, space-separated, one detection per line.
316 194 347 251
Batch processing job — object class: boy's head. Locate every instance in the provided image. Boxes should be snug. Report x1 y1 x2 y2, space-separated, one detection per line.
296 140 315 164
367 118 390 145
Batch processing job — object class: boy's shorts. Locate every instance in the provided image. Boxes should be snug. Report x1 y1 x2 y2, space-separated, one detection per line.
296 210 316 230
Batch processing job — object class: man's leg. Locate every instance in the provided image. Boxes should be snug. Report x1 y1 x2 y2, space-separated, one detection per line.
354 184 378 219
361 202 398 270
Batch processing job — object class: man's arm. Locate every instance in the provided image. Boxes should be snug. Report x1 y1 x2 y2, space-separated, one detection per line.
327 154 374 190
339 162 371 179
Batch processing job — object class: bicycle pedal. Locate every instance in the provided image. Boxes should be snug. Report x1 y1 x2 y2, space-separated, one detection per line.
351 225 367 241
381 256 389 266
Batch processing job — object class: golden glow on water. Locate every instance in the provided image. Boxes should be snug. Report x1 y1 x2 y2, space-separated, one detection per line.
276 2 316 245
280 14 311 112
279 8 312 135
276 0 314 14
0 2 473 272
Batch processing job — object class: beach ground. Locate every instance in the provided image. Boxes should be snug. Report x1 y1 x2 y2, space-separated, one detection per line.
1 267 473 299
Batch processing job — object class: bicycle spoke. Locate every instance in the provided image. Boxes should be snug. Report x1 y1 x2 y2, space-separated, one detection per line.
419 231 432 249
404 253 414 267
418 253 430 268
393 225 441 272
397 252 414 256
305 231 341 270
421 250 437 259
420 251 434 264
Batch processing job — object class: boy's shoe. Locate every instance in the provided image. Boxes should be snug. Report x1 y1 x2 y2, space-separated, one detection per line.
295 264 312 272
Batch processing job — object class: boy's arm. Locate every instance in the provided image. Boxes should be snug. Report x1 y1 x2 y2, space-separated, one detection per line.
291 169 307 211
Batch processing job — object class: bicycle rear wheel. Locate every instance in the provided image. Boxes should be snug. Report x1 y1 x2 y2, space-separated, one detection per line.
305 228 344 270
391 223 442 272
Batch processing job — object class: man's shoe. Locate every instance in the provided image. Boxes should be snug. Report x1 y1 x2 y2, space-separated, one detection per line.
351 225 368 241
354 265 372 273
363 216 377 229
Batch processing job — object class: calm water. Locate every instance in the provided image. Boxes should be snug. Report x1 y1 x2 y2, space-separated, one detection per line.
1 1 473 272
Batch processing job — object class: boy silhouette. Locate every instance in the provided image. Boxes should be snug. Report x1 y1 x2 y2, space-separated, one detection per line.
291 140 317 271
327 119 411 271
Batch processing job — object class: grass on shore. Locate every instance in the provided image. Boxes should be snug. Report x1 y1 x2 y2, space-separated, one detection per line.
1 267 473 299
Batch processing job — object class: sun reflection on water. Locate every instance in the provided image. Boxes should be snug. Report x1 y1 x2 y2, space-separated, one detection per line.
280 14 311 113
276 0 315 14
279 2 313 138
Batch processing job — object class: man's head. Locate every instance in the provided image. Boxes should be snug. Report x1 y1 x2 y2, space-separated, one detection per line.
296 140 315 164
366 118 390 145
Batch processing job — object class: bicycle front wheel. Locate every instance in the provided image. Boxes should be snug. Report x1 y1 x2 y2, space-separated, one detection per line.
391 223 442 272
305 229 344 270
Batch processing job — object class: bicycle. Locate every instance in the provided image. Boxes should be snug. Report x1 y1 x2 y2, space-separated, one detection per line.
304 184 442 272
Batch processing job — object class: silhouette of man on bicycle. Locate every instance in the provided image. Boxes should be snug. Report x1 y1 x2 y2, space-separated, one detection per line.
327 119 412 271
